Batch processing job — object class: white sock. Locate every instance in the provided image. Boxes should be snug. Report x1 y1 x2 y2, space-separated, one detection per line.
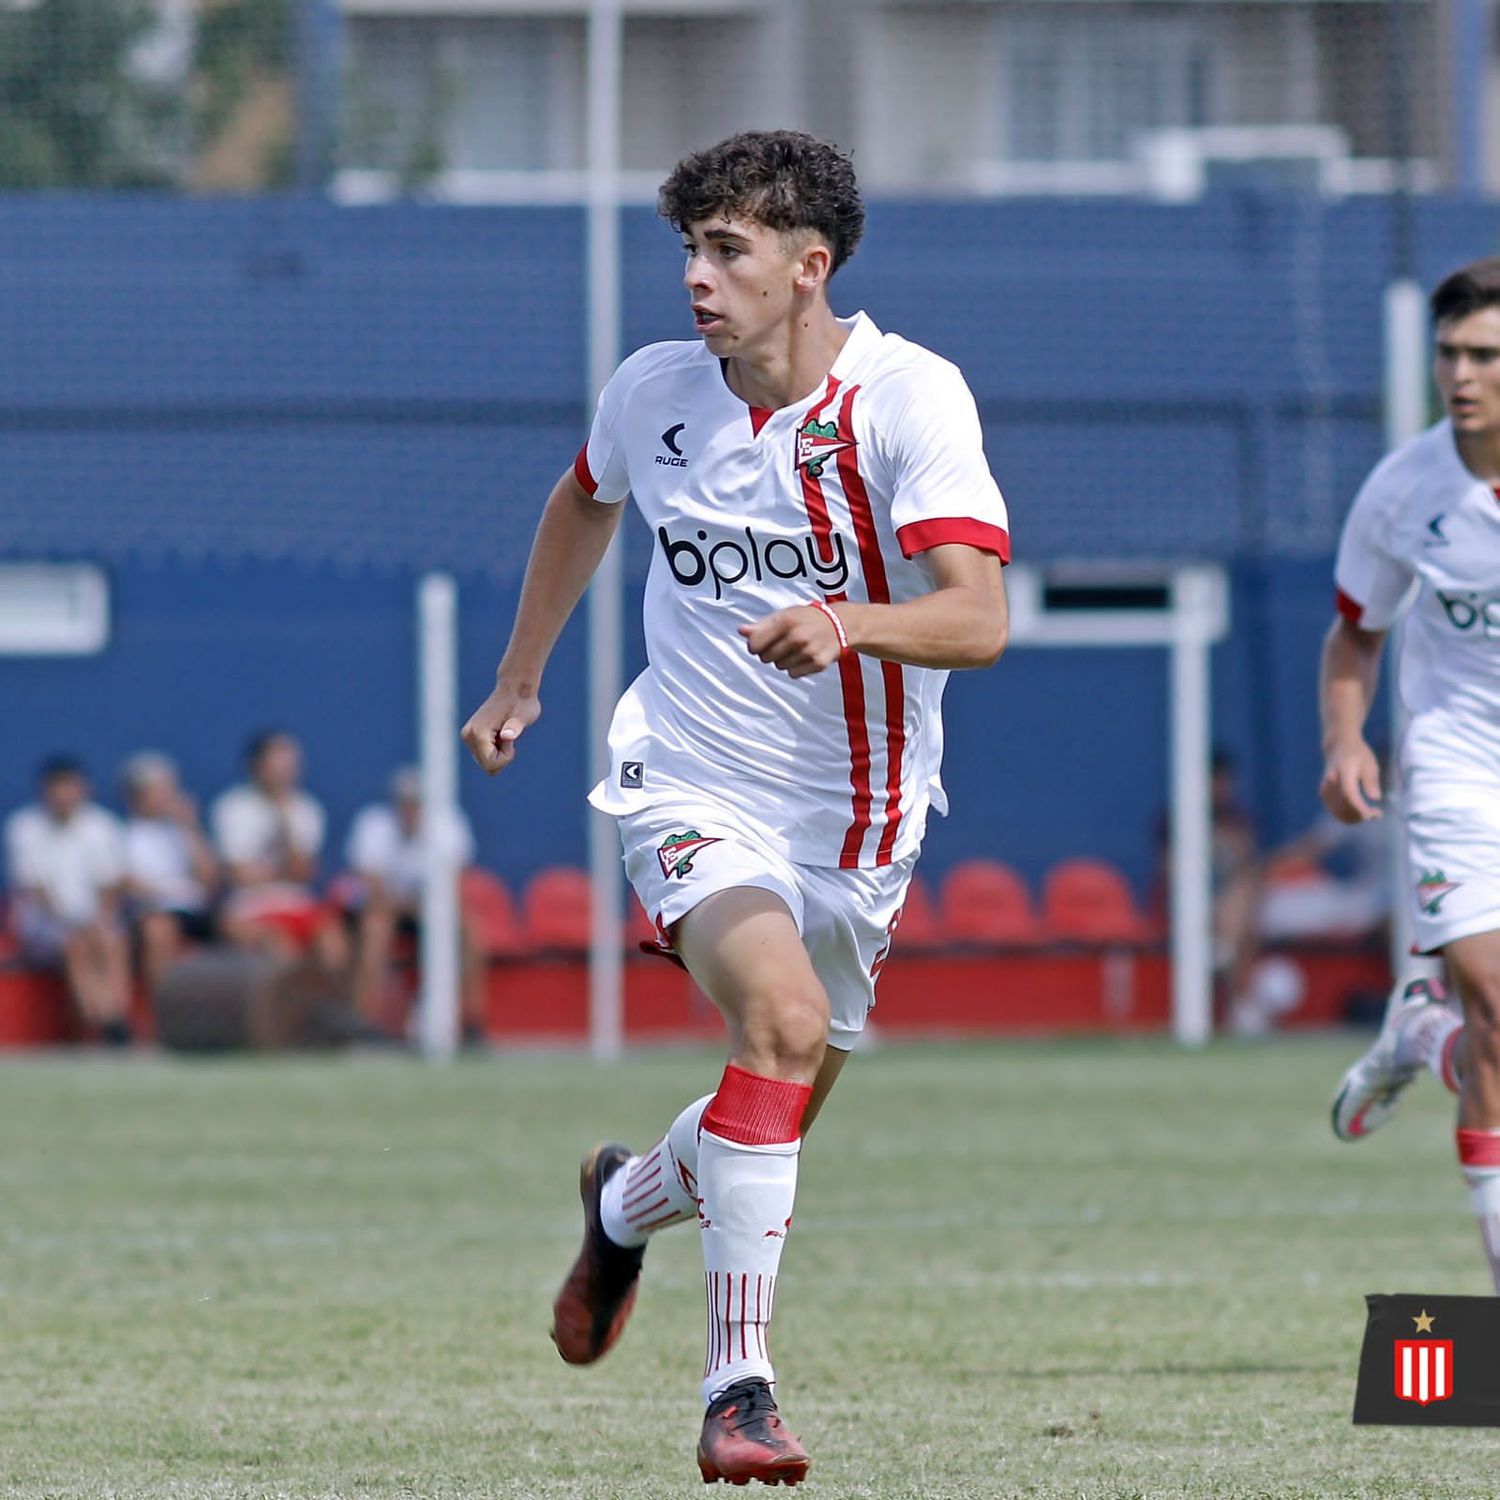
699 1129 800 1402
599 1094 712 1249
1457 1128 1500 1293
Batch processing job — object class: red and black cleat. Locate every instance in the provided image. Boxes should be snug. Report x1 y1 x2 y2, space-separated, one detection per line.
697 1378 811 1487
550 1142 645 1365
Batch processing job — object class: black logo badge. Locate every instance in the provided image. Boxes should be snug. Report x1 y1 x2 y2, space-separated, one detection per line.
1353 1293 1500 1425
656 423 688 469
620 761 644 789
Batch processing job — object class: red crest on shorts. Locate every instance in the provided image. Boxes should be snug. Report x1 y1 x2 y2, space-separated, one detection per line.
1394 1340 1454 1405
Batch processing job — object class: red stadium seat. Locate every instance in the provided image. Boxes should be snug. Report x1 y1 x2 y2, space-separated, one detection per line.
523 866 593 952
1042 858 1150 945
940 859 1043 947
460 868 532 958
891 873 943 952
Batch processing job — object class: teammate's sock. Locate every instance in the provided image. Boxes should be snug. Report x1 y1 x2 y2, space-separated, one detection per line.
1399 1004 1465 1094
697 1064 812 1404
1457 1128 1500 1293
599 1093 713 1249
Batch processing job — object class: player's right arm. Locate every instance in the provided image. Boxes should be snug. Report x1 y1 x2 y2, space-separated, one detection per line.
1319 459 1417 824
462 466 624 774
1318 615 1386 823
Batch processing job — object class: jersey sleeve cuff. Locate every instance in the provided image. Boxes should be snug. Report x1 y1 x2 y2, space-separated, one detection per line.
896 517 1011 563
573 445 598 497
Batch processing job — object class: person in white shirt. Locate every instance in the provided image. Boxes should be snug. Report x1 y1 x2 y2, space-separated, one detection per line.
121 751 220 991
4 756 132 1045
1326 256 1500 1295
210 730 348 971
462 131 1009 1483
343 767 482 1037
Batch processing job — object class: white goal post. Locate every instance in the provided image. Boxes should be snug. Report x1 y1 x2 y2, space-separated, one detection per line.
1006 562 1231 1046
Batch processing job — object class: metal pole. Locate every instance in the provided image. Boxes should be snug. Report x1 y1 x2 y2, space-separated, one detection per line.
294 0 343 192
585 0 625 1062
1452 0 1488 196
1169 568 1216 1048
418 572 461 1061
1383 279 1429 979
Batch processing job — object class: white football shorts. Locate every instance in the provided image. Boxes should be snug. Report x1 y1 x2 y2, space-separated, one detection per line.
1404 766 1500 954
613 790 915 1050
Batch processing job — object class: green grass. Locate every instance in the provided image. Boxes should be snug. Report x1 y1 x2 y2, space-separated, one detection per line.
2 1037 1498 1498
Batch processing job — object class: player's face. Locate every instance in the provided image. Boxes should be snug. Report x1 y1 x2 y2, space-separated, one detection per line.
681 216 820 355
1434 307 1500 435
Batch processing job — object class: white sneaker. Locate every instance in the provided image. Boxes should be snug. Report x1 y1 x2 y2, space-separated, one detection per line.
1330 977 1446 1141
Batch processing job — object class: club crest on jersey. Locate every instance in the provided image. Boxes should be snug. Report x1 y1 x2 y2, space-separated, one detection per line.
795 416 855 479
1417 869 1460 915
657 829 722 880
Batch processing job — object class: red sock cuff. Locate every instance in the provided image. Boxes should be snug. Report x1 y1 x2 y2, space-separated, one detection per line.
1457 1128 1500 1168
701 1064 812 1146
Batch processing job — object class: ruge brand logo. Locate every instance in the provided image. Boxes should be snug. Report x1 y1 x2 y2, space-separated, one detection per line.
1437 589 1500 638
656 422 688 469
657 525 850 600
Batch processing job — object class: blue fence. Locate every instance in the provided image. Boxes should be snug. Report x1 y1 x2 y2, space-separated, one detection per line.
2 193 1497 897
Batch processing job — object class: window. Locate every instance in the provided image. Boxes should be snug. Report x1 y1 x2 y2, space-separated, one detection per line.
999 6 1218 163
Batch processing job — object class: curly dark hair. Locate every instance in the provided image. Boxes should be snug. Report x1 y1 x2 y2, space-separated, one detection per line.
1431 257 1500 326
658 130 865 276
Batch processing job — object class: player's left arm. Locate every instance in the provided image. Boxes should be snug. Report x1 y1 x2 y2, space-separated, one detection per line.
740 546 1007 677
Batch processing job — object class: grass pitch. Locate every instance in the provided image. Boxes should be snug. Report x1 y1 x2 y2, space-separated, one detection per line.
2 1036 1498 1499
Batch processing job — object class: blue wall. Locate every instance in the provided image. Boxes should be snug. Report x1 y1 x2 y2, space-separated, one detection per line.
1 194 1495 898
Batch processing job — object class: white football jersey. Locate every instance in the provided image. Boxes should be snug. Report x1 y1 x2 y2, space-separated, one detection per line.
1335 419 1500 779
580 312 1010 869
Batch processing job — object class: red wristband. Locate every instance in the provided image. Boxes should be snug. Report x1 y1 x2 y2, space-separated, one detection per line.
808 598 849 654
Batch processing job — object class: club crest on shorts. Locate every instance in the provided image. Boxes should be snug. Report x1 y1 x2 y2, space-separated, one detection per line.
1417 868 1460 915
657 829 721 880
795 416 855 479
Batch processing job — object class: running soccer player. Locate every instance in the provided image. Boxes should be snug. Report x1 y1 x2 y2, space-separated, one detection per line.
462 131 1009 1484
1326 257 1500 1292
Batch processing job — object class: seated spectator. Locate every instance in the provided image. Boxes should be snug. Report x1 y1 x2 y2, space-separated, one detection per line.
1155 746 1262 1017
120 751 220 991
344 767 485 1041
1258 810 1392 943
3 756 133 1045
211 729 349 972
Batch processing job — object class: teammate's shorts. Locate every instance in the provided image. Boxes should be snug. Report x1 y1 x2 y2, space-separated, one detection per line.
613 792 915 1051
1404 767 1500 953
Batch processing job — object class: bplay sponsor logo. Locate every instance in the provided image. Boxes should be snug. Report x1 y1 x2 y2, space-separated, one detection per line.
657 524 851 600
1437 589 1500 638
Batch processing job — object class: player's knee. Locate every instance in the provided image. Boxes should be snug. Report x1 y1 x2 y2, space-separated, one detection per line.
1460 966 1500 1062
741 985 829 1075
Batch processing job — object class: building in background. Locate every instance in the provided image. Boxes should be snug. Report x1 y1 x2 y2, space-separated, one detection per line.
334 0 1475 201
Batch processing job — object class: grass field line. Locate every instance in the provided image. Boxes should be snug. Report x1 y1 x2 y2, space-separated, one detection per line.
0 1185 1465 1263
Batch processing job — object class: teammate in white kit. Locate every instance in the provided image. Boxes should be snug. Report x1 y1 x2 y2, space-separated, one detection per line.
462 132 1009 1484
1326 257 1500 1292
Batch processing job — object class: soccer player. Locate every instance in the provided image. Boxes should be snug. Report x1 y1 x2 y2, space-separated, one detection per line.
463 131 1009 1485
1326 257 1500 1293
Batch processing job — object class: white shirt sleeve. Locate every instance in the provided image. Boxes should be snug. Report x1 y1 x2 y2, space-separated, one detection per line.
346 806 397 877
1333 468 1419 630
573 355 636 505
5 809 40 889
885 361 1011 561
211 788 263 864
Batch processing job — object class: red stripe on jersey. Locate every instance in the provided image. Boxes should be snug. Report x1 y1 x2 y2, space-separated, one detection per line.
797 376 843 563
797 376 875 864
1335 587 1363 625
896 517 1011 562
835 634 875 867
573 444 598 496
834 385 906 865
